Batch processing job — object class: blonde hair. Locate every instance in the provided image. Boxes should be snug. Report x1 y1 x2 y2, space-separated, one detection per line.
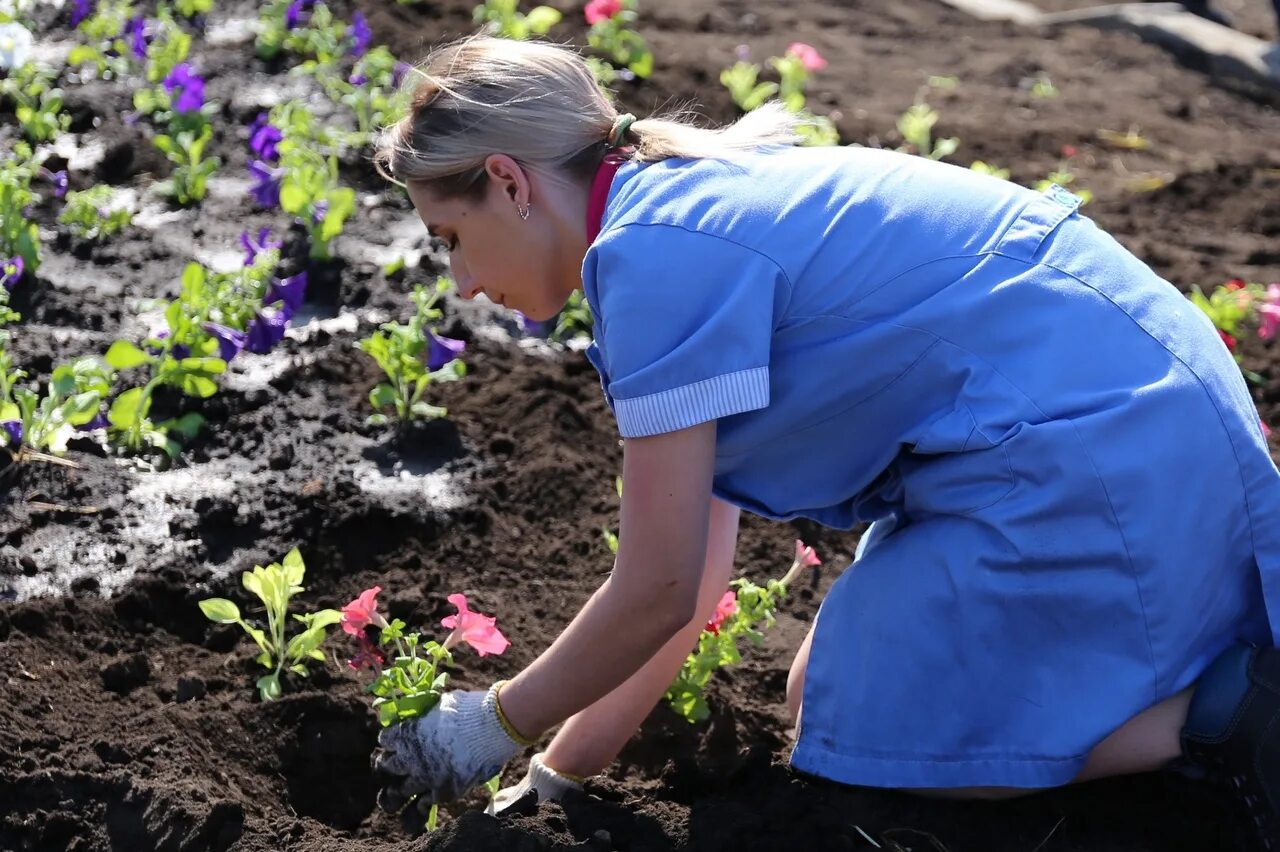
374 34 805 197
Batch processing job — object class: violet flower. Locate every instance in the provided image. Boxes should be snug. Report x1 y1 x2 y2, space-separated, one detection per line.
202 322 247 362
311 200 328 225
245 307 287 354
71 0 95 27
239 227 282 266
348 12 371 58
285 0 313 29
2 421 22 447
163 62 205 113
76 412 109 432
147 330 190 359
124 15 150 60
348 72 367 87
264 272 308 317
427 332 465 371
1 256 24 291
39 167 68 198
392 61 411 87
248 112 281 163
247 160 283 209
515 311 546 336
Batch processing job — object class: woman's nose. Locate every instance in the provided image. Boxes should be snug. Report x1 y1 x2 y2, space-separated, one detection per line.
452 265 479 300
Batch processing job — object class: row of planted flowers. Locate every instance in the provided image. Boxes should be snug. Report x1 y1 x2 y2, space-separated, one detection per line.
194 537 823 826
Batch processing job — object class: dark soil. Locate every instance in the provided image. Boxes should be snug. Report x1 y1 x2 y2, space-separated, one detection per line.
1 0 1278 850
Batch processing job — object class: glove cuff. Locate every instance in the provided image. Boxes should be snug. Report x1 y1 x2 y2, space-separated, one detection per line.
530 752 587 787
491 680 540 746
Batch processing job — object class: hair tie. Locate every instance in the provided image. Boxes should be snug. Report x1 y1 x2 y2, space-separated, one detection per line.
606 113 636 149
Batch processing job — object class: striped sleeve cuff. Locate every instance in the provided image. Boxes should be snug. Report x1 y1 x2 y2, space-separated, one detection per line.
613 366 770 438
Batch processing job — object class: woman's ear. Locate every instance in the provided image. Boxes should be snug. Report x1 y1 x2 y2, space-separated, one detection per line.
483 154 530 206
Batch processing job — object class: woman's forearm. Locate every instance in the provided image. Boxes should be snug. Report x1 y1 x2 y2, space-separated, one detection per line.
541 499 742 776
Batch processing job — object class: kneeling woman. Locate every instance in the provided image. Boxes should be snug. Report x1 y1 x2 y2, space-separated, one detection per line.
369 35 1280 843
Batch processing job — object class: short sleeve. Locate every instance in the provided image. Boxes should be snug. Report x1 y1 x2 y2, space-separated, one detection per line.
583 223 789 438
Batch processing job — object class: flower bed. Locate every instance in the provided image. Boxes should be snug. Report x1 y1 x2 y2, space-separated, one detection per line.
0 0 1277 849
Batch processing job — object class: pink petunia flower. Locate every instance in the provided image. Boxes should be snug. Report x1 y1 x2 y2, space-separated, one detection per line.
341 586 388 636
585 0 622 24
1261 419 1272 440
705 590 738 635
347 632 384 671
1258 284 1280 341
1061 144 1079 159
794 539 822 568
441 593 510 657
786 42 827 72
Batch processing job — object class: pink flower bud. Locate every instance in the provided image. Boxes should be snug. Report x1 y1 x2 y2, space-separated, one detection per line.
341 586 386 635
585 0 622 24
794 539 821 567
441 593 510 657
786 42 827 72
705 590 738 635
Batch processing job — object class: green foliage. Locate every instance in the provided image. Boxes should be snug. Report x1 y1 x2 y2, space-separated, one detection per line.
969 160 1011 181
104 256 279 456
142 12 193 84
271 104 355 259
58 185 134 240
174 0 214 18
153 124 220 205
199 549 342 701
665 575 794 723
719 49 837 147
0 143 43 275
547 290 594 343
2 358 113 455
1 63 70 144
472 0 562 40
366 617 455 726
358 279 466 426
1033 169 1092 205
69 1 142 80
586 0 652 79
895 101 959 161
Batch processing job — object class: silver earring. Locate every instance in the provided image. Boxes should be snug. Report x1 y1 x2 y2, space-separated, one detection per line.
516 202 531 221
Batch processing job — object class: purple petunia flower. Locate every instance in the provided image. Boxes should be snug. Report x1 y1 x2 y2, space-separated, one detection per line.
2 420 22 447
348 73 367 87
202 322 247 363
147 330 190 359
76 412 109 432
124 15 150 60
515 311 546 336
247 160 283 209
1 256 23 291
71 0 96 27
285 0 313 29
310 200 328 226
248 112 282 163
392 61 412 88
239 227 282 266
40 167 68 198
162 62 205 113
348 11 371 58
245 307 288 354
264 272 308 317
426 332 465 371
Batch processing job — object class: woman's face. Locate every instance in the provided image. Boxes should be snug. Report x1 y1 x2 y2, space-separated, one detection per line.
406 155 587 322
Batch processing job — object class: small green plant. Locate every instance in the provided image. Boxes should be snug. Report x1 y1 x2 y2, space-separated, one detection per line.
58 185 134 240
0 143 43 275
358 279 466 426
720 43 837 147
199 549 342 701
666 540 821 722
271 110 355 259
473 0 562 40
0 62 70 144
1189 279 1278 384
1033 167 1092 205
585 0 652 79
2 357 113 459
1029 74 1058 99
174 0 214 18
969 161 1011 181
895 101 959 161
153 123 219 205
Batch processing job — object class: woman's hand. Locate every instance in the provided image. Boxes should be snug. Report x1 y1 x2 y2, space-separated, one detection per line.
373 682 529 813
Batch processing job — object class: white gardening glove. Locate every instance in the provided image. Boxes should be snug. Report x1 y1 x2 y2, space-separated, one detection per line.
485 752 586 815
373 682 531 813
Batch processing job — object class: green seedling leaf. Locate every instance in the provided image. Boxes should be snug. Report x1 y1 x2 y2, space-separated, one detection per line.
105 340 150 370
199 598 241 623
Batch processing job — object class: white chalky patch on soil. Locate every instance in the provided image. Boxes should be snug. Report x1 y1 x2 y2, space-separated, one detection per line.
352 459 469 510
207 16 257 45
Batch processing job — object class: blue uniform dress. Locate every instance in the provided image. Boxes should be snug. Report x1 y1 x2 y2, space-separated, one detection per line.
579 145 1280 789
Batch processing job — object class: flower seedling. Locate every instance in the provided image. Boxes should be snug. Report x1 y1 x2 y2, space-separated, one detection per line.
1 61 70 143
665 539 821 722
200 548 342 701
969 161 1011 181
0 143 43 275
585 0 652 79
720 43 837 146
1189 278 1280 384
473 0 562 41
2 356 113 460
895 100 958 161
58 184 133 240
358 279 466 427
152 123 219 205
